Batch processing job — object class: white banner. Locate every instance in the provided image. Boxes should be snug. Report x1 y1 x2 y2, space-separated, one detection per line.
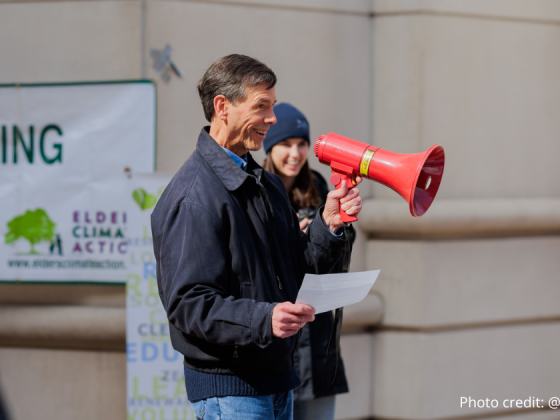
0 81 156 282
126 172 194 420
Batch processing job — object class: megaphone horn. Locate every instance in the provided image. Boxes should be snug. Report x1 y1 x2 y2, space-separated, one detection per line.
314 133 445 221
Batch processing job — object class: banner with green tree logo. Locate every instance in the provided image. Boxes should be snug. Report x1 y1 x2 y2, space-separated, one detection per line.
0 81 156 283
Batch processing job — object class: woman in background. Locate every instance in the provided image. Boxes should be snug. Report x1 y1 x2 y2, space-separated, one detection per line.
263 103 351 420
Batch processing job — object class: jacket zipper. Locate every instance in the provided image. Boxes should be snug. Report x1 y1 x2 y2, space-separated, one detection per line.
233 345 238 358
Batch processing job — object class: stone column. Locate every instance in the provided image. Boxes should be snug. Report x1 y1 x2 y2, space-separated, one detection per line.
361 1 560 419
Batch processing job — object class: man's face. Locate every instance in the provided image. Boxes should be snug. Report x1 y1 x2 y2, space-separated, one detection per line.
225 84 277 155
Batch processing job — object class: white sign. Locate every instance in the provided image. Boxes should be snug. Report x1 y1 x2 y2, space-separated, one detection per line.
0 81 156 283
126 173 194 420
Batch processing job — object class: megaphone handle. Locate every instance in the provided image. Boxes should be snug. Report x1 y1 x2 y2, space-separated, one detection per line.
329 170 358 223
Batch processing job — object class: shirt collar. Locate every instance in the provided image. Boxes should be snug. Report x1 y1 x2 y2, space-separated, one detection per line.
196 127 264 191
220 146 247 171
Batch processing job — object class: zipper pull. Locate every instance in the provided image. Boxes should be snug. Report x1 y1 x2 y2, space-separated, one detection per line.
277 276 283 290
233 346 238 358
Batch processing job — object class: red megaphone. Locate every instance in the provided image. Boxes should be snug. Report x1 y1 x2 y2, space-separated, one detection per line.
314 133 445 222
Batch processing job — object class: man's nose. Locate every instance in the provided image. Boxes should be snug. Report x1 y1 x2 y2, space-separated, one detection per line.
266 109 277 125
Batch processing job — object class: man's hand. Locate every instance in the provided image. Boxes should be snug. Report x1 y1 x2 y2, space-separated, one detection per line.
272 302 315 339
299 218 310 232
322 178 363 233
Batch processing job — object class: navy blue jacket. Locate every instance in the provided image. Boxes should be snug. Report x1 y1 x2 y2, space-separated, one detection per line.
151 128 348 378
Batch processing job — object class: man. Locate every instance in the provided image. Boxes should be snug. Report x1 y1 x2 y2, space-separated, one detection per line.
151 54 362 420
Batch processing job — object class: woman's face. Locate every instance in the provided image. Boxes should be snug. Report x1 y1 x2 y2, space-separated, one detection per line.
270 137 309 178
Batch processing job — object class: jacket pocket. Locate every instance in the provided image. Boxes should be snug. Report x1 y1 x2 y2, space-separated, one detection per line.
236 335 294 368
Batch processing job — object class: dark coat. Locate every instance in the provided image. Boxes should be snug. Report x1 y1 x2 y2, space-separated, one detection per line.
292 170 351 400
150 128 349 377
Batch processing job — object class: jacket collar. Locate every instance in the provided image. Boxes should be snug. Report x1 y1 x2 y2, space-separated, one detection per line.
196 127 265 191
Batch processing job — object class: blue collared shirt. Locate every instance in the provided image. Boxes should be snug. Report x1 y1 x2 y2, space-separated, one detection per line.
220 146 247 171
220 146 343 237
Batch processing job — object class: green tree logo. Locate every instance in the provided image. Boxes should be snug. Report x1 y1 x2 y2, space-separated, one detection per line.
5 209 56 255
132 188 158 211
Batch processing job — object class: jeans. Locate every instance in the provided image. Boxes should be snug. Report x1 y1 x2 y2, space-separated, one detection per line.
293 395 335 420
190 391 294 420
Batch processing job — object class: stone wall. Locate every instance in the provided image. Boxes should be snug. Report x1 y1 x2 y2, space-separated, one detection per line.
361 1 560 419
1 0 559 419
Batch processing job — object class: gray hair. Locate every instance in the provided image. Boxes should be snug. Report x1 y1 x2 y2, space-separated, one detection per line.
197 54 277 122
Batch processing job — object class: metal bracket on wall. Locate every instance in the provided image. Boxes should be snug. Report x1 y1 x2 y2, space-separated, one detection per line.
151 44 182 84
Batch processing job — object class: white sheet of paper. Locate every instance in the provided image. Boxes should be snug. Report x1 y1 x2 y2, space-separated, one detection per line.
295 270 380 314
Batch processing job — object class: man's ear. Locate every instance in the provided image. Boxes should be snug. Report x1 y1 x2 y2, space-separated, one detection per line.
213 95 228 121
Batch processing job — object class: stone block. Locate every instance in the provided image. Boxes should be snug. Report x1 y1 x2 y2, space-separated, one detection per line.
358 198 560 238
366 236 560 327
0 347 125 420
0 283 125 307
342 293 384 333
371 14 424 161
371 323 560 419
0 1 142 83
371 12 560 199
335 333 374 419
421 15 560 199
372 0 560 22
0 306 125 351
201 0 371 14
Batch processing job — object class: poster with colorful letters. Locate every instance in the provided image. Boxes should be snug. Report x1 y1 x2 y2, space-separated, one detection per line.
126 172 194 420
0 81 156 283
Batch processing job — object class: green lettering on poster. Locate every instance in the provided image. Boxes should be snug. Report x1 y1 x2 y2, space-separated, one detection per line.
99 228 111 237
149 309 165 324
1 126 6 163
153 377 168 398
39 124 63 164
172 408 189 420
13 126 34 164
173 379 187 398
141 408 155 420
143 226 152 240
132 376 149 399
148 277 159 297
128 274 142 297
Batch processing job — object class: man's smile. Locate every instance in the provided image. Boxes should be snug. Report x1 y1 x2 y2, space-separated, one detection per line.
253 128 268 138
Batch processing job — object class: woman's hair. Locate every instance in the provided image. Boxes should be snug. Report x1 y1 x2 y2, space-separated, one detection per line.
263 152 321 209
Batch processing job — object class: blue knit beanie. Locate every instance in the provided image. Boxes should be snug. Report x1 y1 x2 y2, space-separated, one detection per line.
263 103 310 154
